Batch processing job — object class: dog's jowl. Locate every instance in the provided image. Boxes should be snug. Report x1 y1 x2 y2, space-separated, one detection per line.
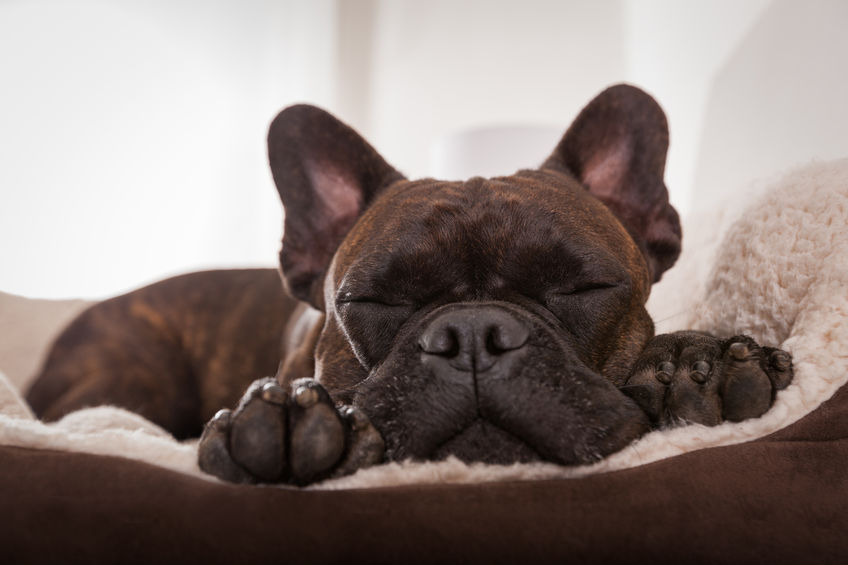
26 85 793 485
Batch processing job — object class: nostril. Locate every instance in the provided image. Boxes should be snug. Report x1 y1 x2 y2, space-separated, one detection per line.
486 329 509 355
485 331 502 355
419 326 460 357
485 322 529 354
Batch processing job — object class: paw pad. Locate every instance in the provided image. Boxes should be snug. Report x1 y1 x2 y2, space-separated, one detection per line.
198 377 385 485
294 383 319 408
655 361 674 384
728 341 749 360
690 360 710 383
770 350 792 372
624 332 794 428
260 382 288 405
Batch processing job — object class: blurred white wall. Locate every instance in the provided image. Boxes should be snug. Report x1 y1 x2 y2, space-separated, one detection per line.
1 0 846 300
367 0 627 178
374 0 771 212
0 0 337 299
694 0 848 205
622 0 772 214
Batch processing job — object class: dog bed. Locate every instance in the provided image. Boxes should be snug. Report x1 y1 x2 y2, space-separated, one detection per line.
2 159 847 563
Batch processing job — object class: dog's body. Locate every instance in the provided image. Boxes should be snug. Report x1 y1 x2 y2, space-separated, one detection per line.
26 268 294 438
27 85 792 485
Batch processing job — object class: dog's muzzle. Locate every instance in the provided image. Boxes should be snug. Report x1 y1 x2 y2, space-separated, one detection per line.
354 300 650 466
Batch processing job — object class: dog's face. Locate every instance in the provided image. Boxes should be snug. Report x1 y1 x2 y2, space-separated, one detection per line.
268 85 682 465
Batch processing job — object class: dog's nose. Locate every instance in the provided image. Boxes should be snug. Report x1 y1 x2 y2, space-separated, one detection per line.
418 306 529 373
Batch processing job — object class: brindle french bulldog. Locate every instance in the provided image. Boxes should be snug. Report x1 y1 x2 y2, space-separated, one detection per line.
26 85 793 485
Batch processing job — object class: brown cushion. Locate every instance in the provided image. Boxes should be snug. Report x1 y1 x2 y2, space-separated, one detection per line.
4 384 848 564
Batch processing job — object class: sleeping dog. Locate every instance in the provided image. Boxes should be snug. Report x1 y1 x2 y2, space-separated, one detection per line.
27 85 793 485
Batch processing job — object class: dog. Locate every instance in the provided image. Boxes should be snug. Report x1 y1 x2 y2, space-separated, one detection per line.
26 85 793 485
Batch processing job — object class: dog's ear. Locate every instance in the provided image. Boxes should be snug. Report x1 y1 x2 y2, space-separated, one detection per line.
542 84 681 282
268 105 405 307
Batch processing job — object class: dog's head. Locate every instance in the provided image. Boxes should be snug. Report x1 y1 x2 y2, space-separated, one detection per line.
268 85 681 465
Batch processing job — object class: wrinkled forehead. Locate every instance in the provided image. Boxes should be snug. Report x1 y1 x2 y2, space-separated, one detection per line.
331 170 651 295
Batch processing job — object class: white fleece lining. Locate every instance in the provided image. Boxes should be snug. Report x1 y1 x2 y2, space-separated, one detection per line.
1 158 846 489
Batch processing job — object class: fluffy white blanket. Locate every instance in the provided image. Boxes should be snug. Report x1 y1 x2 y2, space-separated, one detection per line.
2 158 847 489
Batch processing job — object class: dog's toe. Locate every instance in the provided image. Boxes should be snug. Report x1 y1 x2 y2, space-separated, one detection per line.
198 377 382 485
764 347 794 390
719 338 774 422
288 378 346 484
198 408 258 484
333 405 386 477
228 378 288 482
625 332 792 429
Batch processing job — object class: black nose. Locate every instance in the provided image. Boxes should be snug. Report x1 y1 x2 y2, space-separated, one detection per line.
418 305 529 373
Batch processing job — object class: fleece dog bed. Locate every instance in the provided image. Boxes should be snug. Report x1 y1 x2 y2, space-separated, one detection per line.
2 159 847 562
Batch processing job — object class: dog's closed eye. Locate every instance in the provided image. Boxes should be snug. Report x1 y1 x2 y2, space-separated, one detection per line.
336 296 415 308
556 281 621 295
543 280 630 344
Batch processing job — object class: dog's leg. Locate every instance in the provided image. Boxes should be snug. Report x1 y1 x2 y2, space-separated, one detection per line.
197 377 384 485
622 331 793 427
26 299 205 438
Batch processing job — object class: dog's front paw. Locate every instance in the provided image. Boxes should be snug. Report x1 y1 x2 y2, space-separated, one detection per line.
198 377 384 485
623 332 793 428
